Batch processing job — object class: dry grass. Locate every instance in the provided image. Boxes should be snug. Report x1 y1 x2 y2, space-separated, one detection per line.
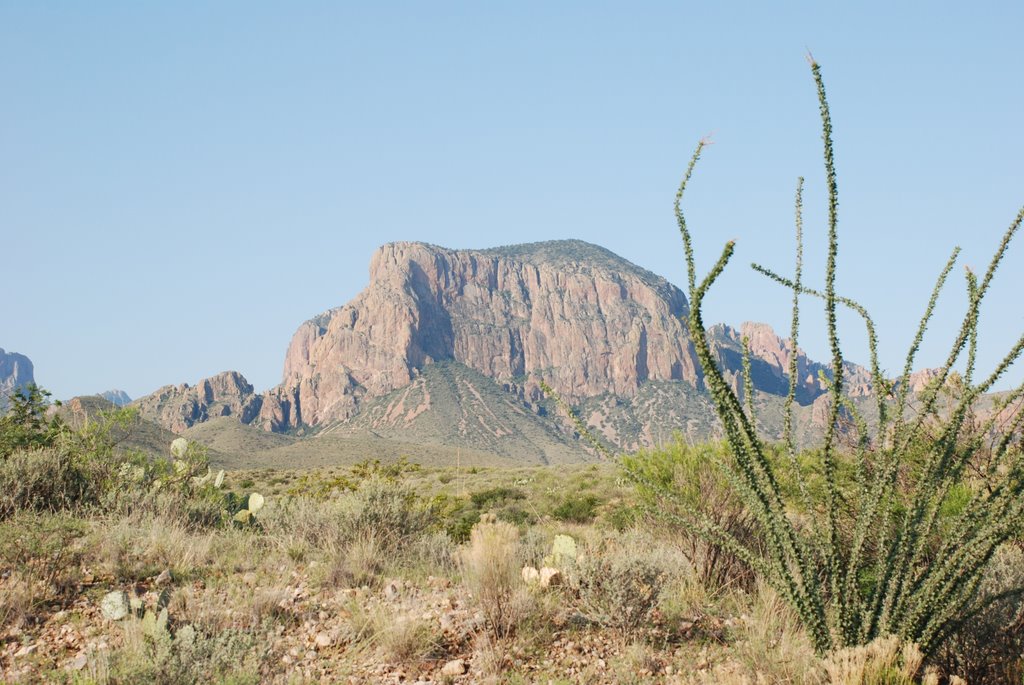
0 462 1013 683
823 635 936 685
728 581 824 684
459 518 531 641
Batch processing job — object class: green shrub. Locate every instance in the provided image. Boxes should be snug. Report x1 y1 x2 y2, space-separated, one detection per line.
471 486 526 509
569 532 669 636
604 502 639 531
0 446 112 519
623 439 758 589
85 619 265 685
662 57 1024 657
0 385 64 458
551 494 600 523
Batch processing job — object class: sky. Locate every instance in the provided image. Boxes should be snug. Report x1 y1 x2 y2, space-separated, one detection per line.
2 2 1022 401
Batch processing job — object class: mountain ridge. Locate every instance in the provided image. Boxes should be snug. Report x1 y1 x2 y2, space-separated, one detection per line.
129 239 925 461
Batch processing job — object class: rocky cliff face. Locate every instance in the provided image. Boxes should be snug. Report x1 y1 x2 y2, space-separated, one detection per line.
0 348 35 412
709 322 875 401
260 240 703 431
132 371 261 433
130 240 928 451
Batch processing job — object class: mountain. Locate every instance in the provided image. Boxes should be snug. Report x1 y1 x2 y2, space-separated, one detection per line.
131 240 893 461
258 240 703 433
1 348 35 413
98 389 132 407
260 240 875 434
131 371 262 433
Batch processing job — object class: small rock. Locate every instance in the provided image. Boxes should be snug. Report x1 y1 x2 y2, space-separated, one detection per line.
304 650 317 660
155 569 172 586
14 644 37 658
242 572 258 585
100 591 130 621
314 632 332 649
441 658 467 676
521 566 540 584
539 567 562 588
281 655 293 665
384 580 401 600
69 654 88 670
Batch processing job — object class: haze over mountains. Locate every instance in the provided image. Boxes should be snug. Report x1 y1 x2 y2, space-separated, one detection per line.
95 239 936 465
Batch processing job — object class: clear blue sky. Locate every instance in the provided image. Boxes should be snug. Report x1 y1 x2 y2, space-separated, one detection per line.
3 2 1022 400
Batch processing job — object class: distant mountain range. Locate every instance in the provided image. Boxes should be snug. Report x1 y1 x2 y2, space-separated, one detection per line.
116 240 941 466
98 389 132 407
0 347 35 413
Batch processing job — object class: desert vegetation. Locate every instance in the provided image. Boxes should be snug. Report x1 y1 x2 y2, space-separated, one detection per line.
2 61 1023 683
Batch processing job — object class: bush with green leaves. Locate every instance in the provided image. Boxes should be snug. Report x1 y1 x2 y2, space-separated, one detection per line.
647 57 1024 658
569 531 670 636
623 439 759 589
551 493 601 524
0 391 143 519
0 384 65 458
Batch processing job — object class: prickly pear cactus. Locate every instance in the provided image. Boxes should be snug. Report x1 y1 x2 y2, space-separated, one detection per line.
544 534 578 568
247 492 264 514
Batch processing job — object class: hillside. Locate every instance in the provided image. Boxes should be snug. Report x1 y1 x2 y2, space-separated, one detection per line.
327 361 590 464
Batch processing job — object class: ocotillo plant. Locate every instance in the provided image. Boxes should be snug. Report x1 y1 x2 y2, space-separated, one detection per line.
665 58 1024 656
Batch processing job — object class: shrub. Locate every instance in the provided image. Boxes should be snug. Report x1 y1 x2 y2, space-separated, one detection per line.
0 512 86 629
0 385 64 458
570 531 669 636
0 446 112 519
623 440 758 589
551 494 601 523
934 544 1024 683
470 486 526 509
374 611 440 665
84 619 265 685
660 57 1024 657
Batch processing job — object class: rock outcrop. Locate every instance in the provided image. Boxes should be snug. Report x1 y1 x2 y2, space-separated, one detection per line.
132 371 261 433
261 240 703 431
0 348 35 412
709 322 875 401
